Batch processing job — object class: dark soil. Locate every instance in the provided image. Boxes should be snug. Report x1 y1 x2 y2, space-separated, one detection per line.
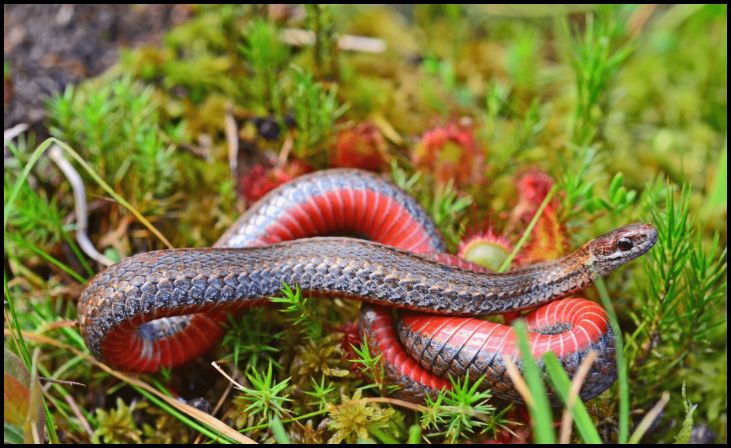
4 4 191 130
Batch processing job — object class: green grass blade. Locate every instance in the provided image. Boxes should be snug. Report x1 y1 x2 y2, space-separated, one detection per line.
4 422 24 443
407 424 421 444
133 386 234 444
270 416 291 444
61 233 95 277
4 271 33 369
542 352 602 443
242 409 328 433
370 427 399 444
50 138 173 249
8 234 87 283
595 277 629 443
513 319 556 443
4 139 55 230
499 184 558 272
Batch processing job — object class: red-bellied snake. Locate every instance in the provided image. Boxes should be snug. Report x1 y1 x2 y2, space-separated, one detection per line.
78 169 657 402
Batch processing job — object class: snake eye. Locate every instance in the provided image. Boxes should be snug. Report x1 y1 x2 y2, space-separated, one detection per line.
617 238 633 251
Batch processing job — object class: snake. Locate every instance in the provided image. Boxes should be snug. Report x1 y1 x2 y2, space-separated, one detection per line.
78 169 657 402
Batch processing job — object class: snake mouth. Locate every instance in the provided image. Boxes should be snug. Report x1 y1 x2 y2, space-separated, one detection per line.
640 225 659 253
624 224 658 261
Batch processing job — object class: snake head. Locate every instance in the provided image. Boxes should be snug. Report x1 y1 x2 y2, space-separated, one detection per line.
583 223 658 276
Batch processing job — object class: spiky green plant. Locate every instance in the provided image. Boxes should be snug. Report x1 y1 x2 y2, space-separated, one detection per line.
91 398 143 444
289 66 348 166
421 375 507 444
240 18 290 113
235 361 292 427
326 389 399 444
270 283 323 341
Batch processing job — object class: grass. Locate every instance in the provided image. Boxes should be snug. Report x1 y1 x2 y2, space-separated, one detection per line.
4 4 726 444
511 320 556 444
498 183 557 272
420 375 502 443
595 277 630 443
269 283 323 341
542 352 602 444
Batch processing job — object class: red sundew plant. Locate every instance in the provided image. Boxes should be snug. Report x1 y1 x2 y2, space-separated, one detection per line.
512 170 570 265
458 169 569 270
239 160 311 203
331 123 387 172
458 228 513 272
412 122 485 188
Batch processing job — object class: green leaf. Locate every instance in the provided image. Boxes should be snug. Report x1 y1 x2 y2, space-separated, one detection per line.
4 422 24 444
407 425 422 444
542 352 602 444
270 416 291 444
513 320 556 444
609 172 624 198
595 277 629 443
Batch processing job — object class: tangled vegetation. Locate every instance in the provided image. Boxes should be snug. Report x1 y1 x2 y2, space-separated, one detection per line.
4 4 726 444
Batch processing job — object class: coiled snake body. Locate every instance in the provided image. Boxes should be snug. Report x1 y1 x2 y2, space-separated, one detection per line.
78 169 657 402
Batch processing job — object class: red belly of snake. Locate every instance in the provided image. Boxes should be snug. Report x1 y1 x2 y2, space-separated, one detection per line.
78 169 657 402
